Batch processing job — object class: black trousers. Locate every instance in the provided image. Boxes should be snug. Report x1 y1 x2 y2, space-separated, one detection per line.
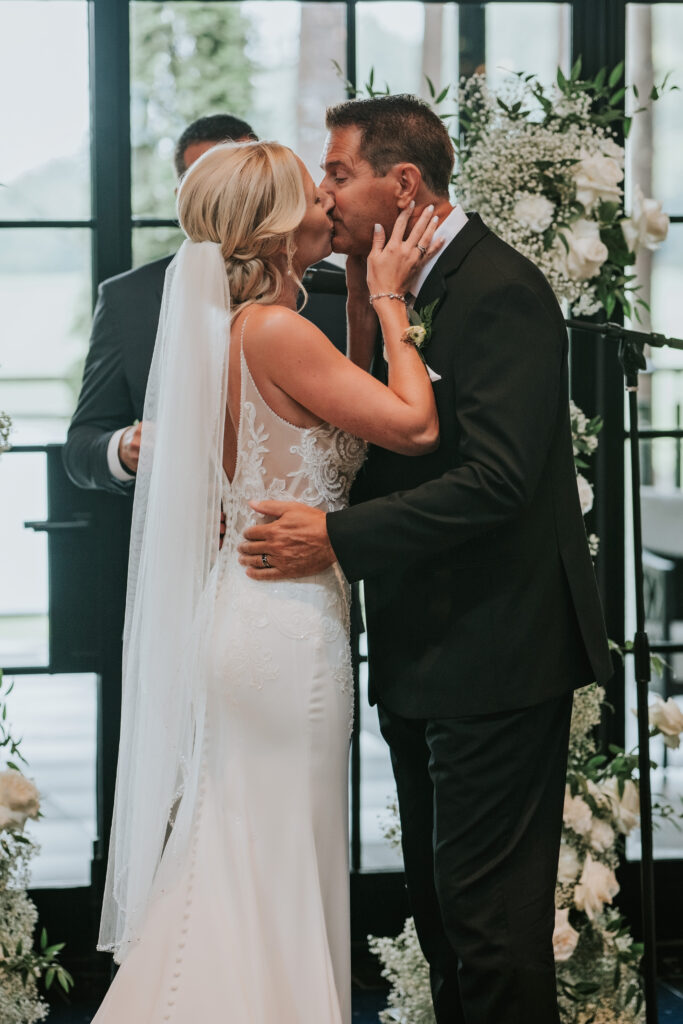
378 691 573 1024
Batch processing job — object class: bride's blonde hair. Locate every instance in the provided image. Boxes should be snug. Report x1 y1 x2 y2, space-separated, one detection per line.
177 141 307 318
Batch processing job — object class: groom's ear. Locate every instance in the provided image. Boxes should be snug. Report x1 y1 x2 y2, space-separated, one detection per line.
392 163 423 207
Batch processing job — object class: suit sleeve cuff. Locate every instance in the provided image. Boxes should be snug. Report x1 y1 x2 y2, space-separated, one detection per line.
107 428 136 482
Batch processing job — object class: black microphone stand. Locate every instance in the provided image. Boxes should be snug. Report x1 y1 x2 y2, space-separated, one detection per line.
567 317 683 1024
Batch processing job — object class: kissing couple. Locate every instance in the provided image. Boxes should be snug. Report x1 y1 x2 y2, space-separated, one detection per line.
92 94 612 1024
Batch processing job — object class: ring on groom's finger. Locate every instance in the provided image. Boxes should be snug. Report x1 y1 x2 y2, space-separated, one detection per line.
416 244 427 258
261 553 272 569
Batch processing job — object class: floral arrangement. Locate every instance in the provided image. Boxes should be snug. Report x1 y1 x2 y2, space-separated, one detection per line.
451 60 671 318
0 410 10 453
0 673 73 1023
369 400 683 1024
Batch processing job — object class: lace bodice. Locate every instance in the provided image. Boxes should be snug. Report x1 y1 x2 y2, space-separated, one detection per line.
220 340 367 556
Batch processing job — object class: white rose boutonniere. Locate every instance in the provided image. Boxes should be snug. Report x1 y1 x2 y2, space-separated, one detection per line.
406 299 440 362
386 299 441 381
402 323 428 354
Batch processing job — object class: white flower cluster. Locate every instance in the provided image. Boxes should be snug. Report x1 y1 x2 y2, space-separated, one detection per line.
0 411 10 454
570 401 599 460
647 695 683 749
453 75 668 317
368 918 435 1024
0 770 41 832
0 833 49 1024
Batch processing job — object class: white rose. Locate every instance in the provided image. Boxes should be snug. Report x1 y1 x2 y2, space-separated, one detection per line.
557 842 582 884
600 137 625 164
621 185 669 252
585 778 610 810
559 220 609 282
648 696 683 749
513 195 555 233
573 150 623 210
0 770 40 818
599 777 639 835
589 817 616 853
574 854 619 920
553 907 580 962
0 803 28 831
576 473 594 515
563 785 593 837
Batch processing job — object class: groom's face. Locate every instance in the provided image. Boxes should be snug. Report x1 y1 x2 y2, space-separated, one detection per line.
320 126 400 256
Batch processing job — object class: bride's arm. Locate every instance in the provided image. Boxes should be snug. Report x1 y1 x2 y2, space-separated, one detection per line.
266 206 442 456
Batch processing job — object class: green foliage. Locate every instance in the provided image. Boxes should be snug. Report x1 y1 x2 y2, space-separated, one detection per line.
131 3 256 260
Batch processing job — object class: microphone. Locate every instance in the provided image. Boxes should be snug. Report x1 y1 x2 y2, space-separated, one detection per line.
302 265 348 296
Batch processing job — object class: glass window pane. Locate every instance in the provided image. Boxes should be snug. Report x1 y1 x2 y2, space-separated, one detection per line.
0 1 90 221
132 225 185 268
624 439 683 861
627 4 683 214
650 225 683 346
0 451 48 669
356 4 569 108
358 633 403 871
0 228 92 444
130 2 347 220
2 673 97 887
485 3 571 89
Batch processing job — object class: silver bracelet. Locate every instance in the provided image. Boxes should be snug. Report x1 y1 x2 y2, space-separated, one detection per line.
369 292 406 307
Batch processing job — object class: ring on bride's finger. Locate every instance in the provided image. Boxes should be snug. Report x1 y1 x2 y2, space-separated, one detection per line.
416 244 427 257
261 553 272 569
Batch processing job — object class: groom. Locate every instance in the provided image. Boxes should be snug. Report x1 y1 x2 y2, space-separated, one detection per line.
239 95 613 1024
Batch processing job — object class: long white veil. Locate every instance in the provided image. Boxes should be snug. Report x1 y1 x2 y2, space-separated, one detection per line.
98 240 231 963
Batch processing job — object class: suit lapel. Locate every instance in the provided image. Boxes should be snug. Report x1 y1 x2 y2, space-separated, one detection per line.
414 213 489 312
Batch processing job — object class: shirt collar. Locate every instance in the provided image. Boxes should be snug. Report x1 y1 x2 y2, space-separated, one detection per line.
407 204 469 303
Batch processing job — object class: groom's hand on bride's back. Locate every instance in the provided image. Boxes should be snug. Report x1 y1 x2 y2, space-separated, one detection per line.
238 501 336 580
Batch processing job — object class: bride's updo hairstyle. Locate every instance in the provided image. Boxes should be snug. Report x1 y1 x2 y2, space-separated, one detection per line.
177 140 306 318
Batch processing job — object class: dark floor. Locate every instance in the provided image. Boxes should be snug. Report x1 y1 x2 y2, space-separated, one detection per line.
43 982 683 1023
44 989 388 1023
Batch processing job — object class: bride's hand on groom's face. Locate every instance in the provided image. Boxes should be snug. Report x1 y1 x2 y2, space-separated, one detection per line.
366 202 443 297
238 502 336 580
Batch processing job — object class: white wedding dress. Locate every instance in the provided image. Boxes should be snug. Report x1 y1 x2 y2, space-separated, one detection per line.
92 335 367 1024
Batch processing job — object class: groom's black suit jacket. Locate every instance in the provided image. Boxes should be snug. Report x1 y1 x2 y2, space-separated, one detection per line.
327 214 613 718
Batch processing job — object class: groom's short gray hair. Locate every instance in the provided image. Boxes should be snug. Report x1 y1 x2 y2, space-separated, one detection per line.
325 94 454 198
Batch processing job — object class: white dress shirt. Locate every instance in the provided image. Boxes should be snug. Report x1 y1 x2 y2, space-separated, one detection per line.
107 427 136 482
406 203 469 303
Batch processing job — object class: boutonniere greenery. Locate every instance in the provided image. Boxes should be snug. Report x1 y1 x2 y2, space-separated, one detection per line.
405 299 440 363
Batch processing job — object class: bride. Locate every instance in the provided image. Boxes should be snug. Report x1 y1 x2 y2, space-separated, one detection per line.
92 139 440 1024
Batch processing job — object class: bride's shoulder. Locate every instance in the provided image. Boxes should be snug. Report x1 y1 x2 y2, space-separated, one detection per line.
244 303 327 349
